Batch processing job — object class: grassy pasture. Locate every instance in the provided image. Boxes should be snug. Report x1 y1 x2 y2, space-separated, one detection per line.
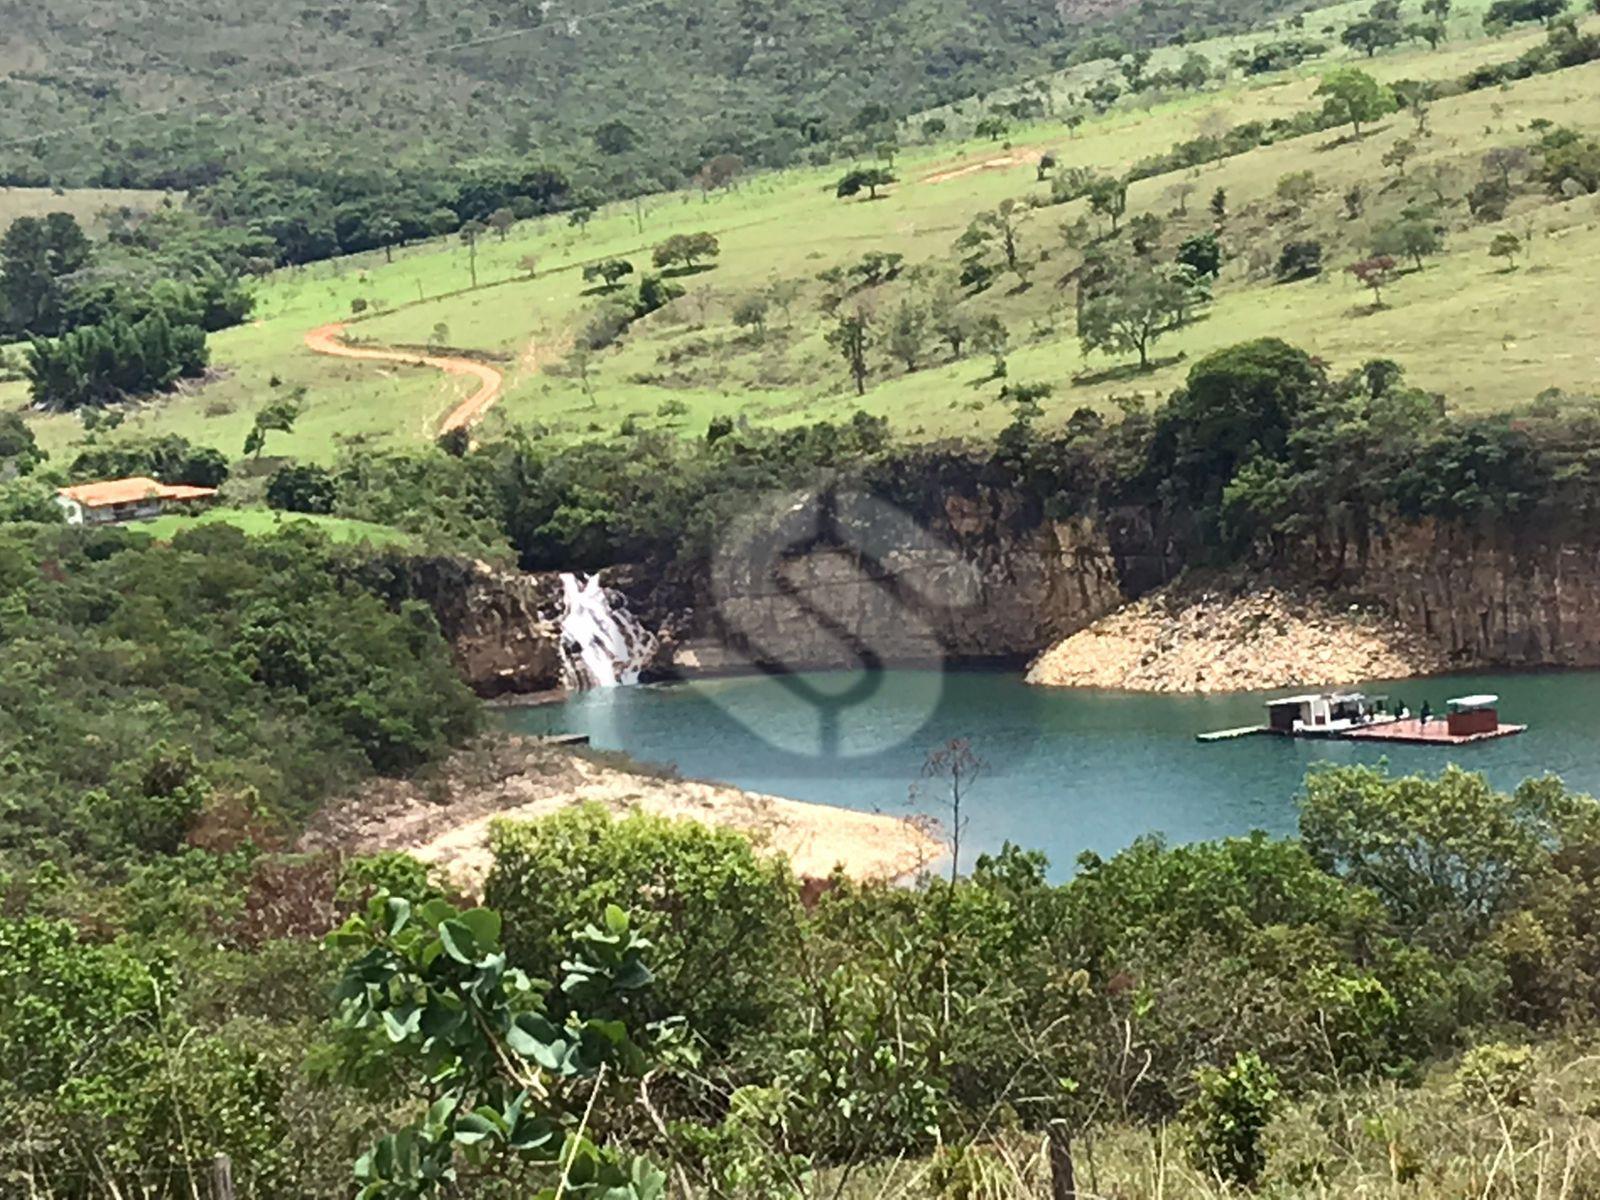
0 185 168 233
129 507 418 547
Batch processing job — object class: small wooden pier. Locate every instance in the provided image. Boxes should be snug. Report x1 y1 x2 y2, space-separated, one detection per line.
1196 725 1270 743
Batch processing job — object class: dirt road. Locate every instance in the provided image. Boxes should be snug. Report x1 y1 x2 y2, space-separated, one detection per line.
303 322 504 435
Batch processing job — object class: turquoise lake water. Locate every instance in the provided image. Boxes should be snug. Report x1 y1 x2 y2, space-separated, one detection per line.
500 669 1600 878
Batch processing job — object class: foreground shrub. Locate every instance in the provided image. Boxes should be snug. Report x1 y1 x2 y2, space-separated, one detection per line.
485 805 803 1047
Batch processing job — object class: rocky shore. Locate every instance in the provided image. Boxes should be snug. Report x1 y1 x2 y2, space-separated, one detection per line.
1026 583 1452 693
302 735 942 893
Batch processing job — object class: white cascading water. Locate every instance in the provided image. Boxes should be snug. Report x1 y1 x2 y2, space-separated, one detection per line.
556 572 657 689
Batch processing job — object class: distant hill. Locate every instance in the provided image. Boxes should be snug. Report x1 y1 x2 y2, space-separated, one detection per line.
0 0 1312 196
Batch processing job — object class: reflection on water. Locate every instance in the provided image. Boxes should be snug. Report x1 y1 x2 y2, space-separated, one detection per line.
501 669 1600 879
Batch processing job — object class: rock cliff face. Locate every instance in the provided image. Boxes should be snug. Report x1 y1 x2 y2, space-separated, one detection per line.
1346 521 1600 669
396 505 1600 698
628 490 1134 676
363 557 566 696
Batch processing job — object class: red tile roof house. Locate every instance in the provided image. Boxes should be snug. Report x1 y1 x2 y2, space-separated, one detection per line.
55 477 219 526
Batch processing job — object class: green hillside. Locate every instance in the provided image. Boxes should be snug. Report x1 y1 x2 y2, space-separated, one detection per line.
15 0 1599 466
0 0 1307 195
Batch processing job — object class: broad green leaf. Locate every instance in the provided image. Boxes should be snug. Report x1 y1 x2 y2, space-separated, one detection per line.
438 919 479 965
457 906 502 950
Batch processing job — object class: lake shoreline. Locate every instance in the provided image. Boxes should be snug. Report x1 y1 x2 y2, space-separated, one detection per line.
302 734 944 892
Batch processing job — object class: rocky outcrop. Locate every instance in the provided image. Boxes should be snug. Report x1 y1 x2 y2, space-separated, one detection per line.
358 556 566 696
1026 582 1451 693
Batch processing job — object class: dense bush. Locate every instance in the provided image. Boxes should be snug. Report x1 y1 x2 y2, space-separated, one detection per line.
0 523 479 863
486 805 802 1048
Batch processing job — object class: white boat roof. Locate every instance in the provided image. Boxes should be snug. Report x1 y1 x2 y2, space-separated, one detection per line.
1448 693 1498 708
1267 691 1373 706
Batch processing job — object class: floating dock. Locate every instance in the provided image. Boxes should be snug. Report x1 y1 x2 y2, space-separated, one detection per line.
1198 691 1525 745
1339 717 1525 745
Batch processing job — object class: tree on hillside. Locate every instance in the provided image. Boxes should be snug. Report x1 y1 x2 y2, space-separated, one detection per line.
487 206 516 241
1489 231 1523 269
1178 231 1224 278
459 219 487 287
957 199 1031 281
1129 212 1165 257
885 298 930 370
1087 176 1129 233
731 292 770 341
1316 68 1396 138
1375 215 1444 269
974 116 1009 141
1485 0 1568 28
835 167 897 200
1348 254 1400 306
244 392 303 458
1275 170 1321 214
369 213 403 263
591 118 642 156
1341 14 1405 55
266 463 336 514
1210 187 1228 224
1085 78 1123 113
1422 0 1453 22
827 305 873 394
651 232 721 272
583 258 636 292
1406 19 1447 47
1078 264 1201 369
1383 138 1419 181
1276 240 1324 281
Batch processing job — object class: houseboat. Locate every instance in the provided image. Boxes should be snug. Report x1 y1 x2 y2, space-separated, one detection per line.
1198 691 1525 744
1265 691 1393 737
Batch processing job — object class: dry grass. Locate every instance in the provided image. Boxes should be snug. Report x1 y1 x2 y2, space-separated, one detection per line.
827 1044 1600 1199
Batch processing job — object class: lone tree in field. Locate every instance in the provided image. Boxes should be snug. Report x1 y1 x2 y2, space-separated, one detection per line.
651 231 720 272
826 305 873 394
1490 231 1523 269
1341 14 1404 56
488 206 516 241
1079 264 1198 370
459 219 487 287
582 258 635 290
835 166 897 200
731 292 770 341
1348 254 1400 306
1316 67 1396 138
244 393 302 458
974 115 1009 140
1375 215 1443 269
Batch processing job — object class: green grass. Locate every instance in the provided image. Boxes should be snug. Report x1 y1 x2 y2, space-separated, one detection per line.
14 5 1600 464
128 507 418 548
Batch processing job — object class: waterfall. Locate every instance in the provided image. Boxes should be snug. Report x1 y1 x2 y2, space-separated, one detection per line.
556 572 657 688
